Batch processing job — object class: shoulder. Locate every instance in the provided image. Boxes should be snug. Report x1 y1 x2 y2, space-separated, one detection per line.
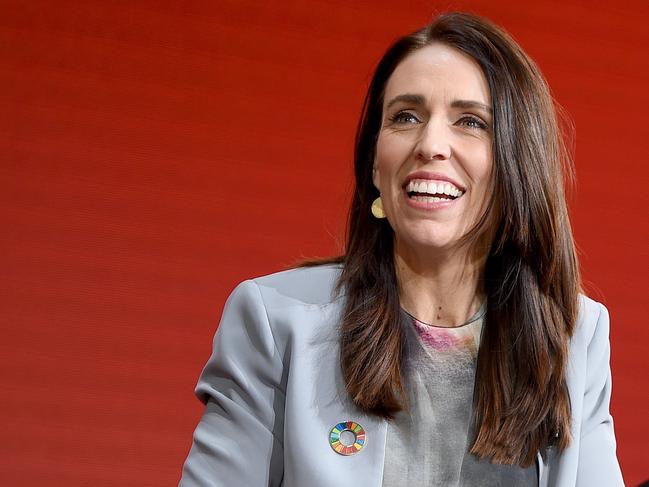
221 263 344 327
216 263 344 362
573 294 610 348
246 263 344 308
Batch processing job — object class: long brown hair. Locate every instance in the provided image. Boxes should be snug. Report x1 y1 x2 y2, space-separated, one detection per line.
306 11 580 467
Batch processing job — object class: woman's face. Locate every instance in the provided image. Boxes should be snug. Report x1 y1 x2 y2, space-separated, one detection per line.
373 42 493 255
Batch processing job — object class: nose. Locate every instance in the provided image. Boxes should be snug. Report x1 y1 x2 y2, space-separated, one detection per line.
415 119 451 161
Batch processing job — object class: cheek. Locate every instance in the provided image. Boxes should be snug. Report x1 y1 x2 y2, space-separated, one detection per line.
467 144 493 186
374 135 407 187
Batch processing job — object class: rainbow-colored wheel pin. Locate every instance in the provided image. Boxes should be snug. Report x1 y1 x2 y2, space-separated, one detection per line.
329 421 366 455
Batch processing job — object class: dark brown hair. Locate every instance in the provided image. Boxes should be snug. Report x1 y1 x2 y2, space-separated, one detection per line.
306 11 580 467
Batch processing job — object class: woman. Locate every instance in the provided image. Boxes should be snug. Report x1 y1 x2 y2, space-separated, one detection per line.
179 12 624 487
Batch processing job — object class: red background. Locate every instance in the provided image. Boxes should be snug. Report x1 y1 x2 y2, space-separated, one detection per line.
2 1 647 485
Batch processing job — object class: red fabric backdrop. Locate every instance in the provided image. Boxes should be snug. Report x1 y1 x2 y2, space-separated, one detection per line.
2 1 647 485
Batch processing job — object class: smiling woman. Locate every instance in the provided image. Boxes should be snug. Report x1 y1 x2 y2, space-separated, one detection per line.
179 11 624 487
374 43 493 255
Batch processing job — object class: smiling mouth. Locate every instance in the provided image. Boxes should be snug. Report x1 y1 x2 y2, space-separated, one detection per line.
405 179 464 202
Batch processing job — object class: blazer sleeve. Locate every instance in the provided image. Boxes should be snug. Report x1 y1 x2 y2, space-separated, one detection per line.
576 302 625 486
179 280 285 487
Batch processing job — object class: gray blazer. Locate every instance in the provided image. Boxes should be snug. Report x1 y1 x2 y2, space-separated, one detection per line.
179 264 624 486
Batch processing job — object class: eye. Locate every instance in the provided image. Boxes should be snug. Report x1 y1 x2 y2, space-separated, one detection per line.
388 110 421 125
456 115 489 131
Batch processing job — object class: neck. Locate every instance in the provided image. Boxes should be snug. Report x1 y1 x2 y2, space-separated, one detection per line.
395 241 487 327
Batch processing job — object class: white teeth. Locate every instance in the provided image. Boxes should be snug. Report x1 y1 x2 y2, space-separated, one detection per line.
406 179 464 197
413 196 445 203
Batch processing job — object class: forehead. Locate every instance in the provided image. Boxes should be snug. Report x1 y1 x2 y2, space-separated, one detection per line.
384 43 490 105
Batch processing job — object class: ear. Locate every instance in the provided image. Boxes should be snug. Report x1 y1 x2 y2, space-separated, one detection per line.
372 164 380 191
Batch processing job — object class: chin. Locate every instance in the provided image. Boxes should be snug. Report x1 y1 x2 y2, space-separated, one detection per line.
398 231 462 253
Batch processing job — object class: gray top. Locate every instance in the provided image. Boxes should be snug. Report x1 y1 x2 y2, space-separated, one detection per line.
179 265 624 487
382 304 537 486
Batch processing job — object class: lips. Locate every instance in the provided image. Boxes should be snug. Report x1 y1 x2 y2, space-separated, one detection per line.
405 179 464 200
403 170 465 201
403 170 464 188
400 171 465 209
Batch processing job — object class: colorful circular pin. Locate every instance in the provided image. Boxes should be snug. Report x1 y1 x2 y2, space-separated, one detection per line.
329 421 366 455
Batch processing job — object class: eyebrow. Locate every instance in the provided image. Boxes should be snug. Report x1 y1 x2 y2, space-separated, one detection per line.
385 93 493 114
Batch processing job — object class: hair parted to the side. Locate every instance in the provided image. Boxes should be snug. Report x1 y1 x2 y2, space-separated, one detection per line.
302 11 580 467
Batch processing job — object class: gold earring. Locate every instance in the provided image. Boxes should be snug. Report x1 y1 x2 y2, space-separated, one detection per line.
371 197 386 219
